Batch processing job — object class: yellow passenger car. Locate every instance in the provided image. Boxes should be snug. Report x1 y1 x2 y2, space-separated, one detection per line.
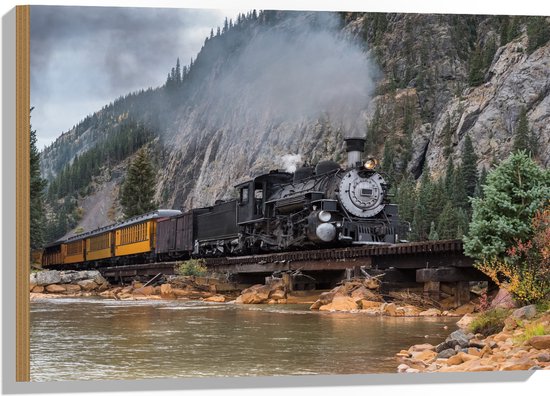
113 210 182 259
86 231 113 261
42 241 64 268
64 238 85 264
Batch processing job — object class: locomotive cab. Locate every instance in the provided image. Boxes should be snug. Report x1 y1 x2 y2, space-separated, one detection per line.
236 171 292 224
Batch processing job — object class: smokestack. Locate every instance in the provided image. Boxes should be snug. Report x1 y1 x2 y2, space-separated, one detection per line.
344 137 365 168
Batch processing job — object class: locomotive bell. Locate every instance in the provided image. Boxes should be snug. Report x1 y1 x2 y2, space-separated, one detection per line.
344 137 366 168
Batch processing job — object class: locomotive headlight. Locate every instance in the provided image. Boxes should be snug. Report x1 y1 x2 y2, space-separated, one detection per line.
364 158 378 170
318 211 332 222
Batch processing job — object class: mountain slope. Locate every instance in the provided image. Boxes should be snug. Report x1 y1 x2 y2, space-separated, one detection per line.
39 11 550 239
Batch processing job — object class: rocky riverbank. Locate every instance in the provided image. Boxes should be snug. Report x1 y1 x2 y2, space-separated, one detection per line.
396 304 550 372
29 270 236 302
30 270 477 318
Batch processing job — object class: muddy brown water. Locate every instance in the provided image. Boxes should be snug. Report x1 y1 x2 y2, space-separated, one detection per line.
30 298 458 381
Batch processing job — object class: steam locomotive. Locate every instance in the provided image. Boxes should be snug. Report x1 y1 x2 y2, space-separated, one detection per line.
42 138 408 268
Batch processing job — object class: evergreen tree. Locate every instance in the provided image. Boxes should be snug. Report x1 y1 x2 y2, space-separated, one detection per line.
120 148 158 218
442 117 453 157
452 165 469 211
394 173 416 226
527 16 550 54
437 201 469 240
30 111 47 250
410 166 445 241
462 134 479 197
381 142 396 181
468 45 484 86
428 221 439 241
474 167 488 198
444 157 455 199
464 151 550 262
175 58 182 85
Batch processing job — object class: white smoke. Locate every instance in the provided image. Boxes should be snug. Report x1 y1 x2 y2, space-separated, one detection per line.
189 12 380 138
280 154 302 173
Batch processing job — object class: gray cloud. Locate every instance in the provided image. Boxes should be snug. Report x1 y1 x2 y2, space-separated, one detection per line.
30 5 242 149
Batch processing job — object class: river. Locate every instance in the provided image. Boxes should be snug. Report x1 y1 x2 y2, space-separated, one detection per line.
30 298 458 381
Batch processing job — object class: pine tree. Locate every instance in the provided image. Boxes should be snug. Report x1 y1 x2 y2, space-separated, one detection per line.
452 165 469 211
175 58 182 85
474 167 488 198
428 221 439 241
468 45 484 86
527 16 550 54
30 111 47 250
464 151 550 262
443 117 453 157
462 134 478 197
394 174 416 226
120 148 157 219
444 157 455 199
410 166 445 241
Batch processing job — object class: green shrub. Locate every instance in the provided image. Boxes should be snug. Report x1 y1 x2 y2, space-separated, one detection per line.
515 323 548 343
469 308 510 337
175 259 207 277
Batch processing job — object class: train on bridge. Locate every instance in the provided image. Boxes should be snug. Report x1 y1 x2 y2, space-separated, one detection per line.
42 137 409 269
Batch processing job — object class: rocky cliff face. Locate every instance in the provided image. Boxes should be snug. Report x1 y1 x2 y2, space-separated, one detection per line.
40 11 550 235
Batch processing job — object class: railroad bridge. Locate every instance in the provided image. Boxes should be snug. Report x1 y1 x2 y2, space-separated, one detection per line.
101 239 488 307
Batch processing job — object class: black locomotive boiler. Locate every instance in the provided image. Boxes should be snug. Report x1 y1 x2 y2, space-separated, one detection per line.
157 138 408 259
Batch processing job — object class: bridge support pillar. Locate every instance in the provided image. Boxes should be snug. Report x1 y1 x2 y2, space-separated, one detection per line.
423 281 440 301
282 272 293 292
454 281 470 306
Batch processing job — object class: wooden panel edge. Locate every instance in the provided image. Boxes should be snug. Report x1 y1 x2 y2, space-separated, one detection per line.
16 4 30 383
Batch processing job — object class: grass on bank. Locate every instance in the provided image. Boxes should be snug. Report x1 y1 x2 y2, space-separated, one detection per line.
469 308 510 337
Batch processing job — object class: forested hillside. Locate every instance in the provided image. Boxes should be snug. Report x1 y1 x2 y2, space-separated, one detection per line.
39 10 550 243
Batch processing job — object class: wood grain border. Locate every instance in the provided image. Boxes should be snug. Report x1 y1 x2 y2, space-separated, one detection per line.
16 4 30 382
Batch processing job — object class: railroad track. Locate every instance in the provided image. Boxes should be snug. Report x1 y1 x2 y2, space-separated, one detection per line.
100 239 467 281
203 239 464 266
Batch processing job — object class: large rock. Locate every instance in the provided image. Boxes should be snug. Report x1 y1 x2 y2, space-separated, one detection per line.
500 358 538 371
351 286 380 301
511 305 537 320
45 284 66 293
35 271 62 286
437 348 457 359
160 284 175 299
412 350 437 363
382 302 398 316
490 288 516 309
60 271 87 284
30 273 37 289
133 286 155 296
77 279 98 291
360 300 382 309
269 289 286 300
447 330 471 348
319 296 358 311
204 295 226 302
31 285 44 293
239 285 272 304
528 335 550 350
64 284 81 294
456 313 476 329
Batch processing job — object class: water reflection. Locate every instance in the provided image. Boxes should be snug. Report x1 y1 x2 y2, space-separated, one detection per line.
31 298 457 381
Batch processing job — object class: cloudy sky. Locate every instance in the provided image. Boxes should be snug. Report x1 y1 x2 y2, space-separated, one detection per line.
30 5 245 150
